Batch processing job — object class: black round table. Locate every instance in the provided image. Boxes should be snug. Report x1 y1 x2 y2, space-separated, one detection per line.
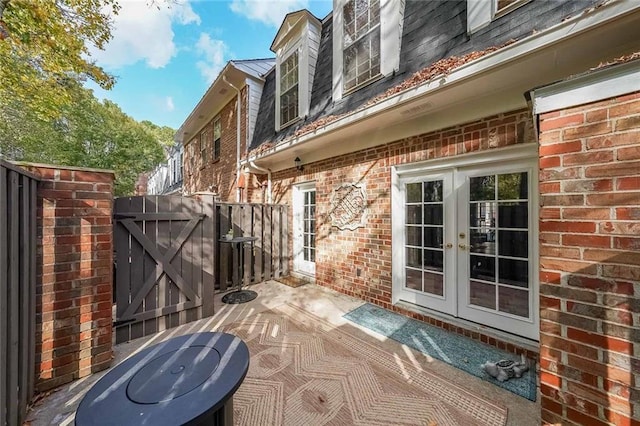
75 332 249 426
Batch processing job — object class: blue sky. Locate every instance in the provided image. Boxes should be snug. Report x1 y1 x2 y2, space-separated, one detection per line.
87 0 333 130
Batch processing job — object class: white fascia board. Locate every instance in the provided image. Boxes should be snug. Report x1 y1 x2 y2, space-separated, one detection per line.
246 0 639 165
532 60 640 114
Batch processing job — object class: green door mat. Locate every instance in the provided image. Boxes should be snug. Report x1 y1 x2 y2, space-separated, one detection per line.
344 303 537 401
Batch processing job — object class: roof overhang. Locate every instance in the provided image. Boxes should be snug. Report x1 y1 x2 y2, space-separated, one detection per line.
176 63 262 145
244 0 640 173
532 58 640 115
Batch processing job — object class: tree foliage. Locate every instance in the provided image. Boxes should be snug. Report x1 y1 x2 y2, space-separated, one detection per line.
1 84 167 195
0 0 173 196
0 0 119 120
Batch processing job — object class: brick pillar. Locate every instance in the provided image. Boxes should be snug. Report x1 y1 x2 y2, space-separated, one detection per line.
21 164 115 391
538 92 640 425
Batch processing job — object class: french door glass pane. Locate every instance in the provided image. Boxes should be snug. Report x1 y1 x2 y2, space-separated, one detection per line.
470 255 495 281
498 230 528 257
423 227 443 248
498 172 527 200
406 205 421 224
498 258 528 287
404 180 444 296
424 181 443 202
424 205 443 225
406 226 421 246
498 286 529 317
424 272 444 296
498 202 528 228
470 280 495 309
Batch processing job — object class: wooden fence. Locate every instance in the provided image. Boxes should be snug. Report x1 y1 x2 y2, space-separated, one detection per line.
216 203 288 291
0 160 38 426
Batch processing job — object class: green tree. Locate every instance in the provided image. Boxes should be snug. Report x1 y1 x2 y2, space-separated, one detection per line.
140 120 178 149
1 83 167 195
0 0 119 121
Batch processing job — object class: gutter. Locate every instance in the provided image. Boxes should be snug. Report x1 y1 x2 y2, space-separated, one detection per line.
222 75 242 203
245 0 639 167
245 161 272 203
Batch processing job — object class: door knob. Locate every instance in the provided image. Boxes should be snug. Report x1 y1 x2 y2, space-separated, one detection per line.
445 243 453 249
459 244 474 250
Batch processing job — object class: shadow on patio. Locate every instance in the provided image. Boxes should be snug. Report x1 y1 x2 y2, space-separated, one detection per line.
27 281 539 426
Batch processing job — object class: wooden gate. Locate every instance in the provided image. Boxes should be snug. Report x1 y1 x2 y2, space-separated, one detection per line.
113 195 215 343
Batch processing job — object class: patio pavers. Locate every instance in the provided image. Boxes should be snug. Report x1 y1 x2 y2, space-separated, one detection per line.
27 281 540 426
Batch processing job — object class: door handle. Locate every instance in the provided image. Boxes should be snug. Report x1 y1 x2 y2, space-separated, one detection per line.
459 244 474 250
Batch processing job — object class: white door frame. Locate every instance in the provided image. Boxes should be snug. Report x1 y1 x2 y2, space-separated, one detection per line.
293 182 316 276
392 144 539 340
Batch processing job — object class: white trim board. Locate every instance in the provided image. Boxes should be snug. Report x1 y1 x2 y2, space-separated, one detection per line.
532 60 640 114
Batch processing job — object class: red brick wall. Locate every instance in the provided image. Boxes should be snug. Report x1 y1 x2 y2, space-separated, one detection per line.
184 87 249 202
23 165 114 392
538 92 640 425
252 109 536 357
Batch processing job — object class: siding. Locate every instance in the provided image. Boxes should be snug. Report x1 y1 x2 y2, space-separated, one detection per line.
250 0 600 151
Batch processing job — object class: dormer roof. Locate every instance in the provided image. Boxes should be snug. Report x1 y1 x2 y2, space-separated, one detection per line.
270 9 322 52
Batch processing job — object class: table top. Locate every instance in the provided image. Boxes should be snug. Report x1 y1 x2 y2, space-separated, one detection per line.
219 236 258 244
75 332 249 425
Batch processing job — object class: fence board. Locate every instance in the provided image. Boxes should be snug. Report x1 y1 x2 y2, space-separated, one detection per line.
253 205 263 283
218 205 231 292
128 197 145 341
18 174 30 418
8 171 20 426
28 178 37 401
0 165 7 426
114 197 131 343
143 197 158 337
264 206 272 280
242 205 251 286
200 196 215 318
157 196 170 332
273 205 281 279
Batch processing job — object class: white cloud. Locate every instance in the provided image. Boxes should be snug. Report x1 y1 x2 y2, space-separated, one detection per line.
229 0 309 27
196 33 227 83
165 96 175 112
89 1 201 69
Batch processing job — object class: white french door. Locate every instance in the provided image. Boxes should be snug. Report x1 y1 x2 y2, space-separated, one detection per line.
393 154 538 340
293 183 316 276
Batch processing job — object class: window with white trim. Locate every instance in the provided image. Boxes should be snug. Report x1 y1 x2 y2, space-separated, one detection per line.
200 129 209 160
189 142 195 175
280 51 299 127
213 117 221 160
343 0 380 93
467 0 530 34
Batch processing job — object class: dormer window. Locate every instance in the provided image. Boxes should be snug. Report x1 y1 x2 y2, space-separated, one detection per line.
280 51 299 127
271 10 322 131
343 0 380 93
467 0 531 34
333 0 404 101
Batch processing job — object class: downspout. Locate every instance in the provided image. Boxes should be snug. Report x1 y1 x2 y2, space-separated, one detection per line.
222 75 242 202
247 161 272 204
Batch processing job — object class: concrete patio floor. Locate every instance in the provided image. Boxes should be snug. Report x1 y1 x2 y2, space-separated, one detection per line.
27 281 540 425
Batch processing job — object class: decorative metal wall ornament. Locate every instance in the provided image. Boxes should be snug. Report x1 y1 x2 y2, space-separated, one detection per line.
329 183 367 230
